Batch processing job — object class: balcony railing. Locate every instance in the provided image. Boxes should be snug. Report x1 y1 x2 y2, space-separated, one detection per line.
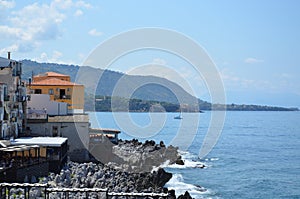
54 95 71 100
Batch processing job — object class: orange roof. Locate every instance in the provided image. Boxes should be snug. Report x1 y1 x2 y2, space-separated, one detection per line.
34 72 69 77
31 78 82 86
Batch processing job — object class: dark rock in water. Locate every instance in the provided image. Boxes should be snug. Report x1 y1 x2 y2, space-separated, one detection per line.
195 184 207 192
163 187 169 193
175 158 184 165
168 189 176 199
153 168 172 187
160 140 166 148
177 191 193 199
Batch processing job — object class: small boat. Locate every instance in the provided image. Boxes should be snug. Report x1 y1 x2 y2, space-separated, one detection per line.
174 112 183 119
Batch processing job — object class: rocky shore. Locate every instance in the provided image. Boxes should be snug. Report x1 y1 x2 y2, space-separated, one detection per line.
108 139 184 172
8 139 196 199
42 161 172 198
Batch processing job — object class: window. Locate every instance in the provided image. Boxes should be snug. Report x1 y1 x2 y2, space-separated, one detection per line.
34 89 42 94
59 89 66 99
48 89 54 95
52 126 58 137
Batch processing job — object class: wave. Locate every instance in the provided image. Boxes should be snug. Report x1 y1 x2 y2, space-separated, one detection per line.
165 173 208 198
167 159 206 169
168 150 207 169
151 151 208 171
204 157 219 162
151 151 220 198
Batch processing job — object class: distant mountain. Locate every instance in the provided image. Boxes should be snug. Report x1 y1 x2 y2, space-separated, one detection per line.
21 60 198 109
21 60 298 111
21 59 79 82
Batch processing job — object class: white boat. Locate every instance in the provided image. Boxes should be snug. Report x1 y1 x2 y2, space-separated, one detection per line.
174 112 183 119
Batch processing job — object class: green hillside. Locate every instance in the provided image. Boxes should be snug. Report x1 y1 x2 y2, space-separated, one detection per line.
21 60 298 112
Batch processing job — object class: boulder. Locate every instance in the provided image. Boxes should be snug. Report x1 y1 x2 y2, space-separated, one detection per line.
177 191 193 199
175 158 184 165
168 189 176 199
153 168 172 187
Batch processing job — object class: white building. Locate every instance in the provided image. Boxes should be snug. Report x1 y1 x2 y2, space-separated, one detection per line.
0 54 26 139
27 94 68 116
26 114 90 162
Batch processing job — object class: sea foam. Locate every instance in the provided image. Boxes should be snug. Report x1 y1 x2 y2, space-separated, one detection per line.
165 173 208 198
168 150 207 169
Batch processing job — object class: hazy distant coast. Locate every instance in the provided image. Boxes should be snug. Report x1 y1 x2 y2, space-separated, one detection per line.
93 95 299 112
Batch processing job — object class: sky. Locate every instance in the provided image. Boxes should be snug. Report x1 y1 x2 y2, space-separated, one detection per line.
1 0 300 108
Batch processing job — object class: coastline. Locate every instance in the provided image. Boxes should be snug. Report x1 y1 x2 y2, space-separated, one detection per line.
6 139 203 199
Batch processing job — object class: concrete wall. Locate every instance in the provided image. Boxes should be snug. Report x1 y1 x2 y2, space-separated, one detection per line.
28 94 68 116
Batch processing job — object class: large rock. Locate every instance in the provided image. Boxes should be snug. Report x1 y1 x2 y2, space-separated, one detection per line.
108 139 181 172
175 157 184 165
177 191 193 199
153 168 172 187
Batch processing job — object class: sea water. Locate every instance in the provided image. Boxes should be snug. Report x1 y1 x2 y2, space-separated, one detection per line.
90 111 300 199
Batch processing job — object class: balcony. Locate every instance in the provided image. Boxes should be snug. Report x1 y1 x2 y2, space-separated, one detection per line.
54 95 71 100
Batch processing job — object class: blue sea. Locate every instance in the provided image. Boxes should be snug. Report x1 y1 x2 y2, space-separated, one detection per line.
89 111 300 199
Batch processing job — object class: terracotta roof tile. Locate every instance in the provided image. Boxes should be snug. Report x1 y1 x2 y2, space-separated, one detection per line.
31 78 82 86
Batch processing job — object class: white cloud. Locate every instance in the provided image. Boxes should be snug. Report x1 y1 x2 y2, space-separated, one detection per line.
39 52 48 61
36 50 63 63
0 0 15 9
0 25 21 39
74 9 83 16
244 57 264 64
88 29 103 36
0 0 92 54
51 0 73 10
0 2 65 46
51 0 92 10
152 58 167 65
75 0 92 9
0 44 18 56
34 50 81 65
52 50 63 60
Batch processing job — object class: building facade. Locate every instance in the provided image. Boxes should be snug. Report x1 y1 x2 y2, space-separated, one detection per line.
27 72 84 113
26 114 90 162
0 54 27 139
